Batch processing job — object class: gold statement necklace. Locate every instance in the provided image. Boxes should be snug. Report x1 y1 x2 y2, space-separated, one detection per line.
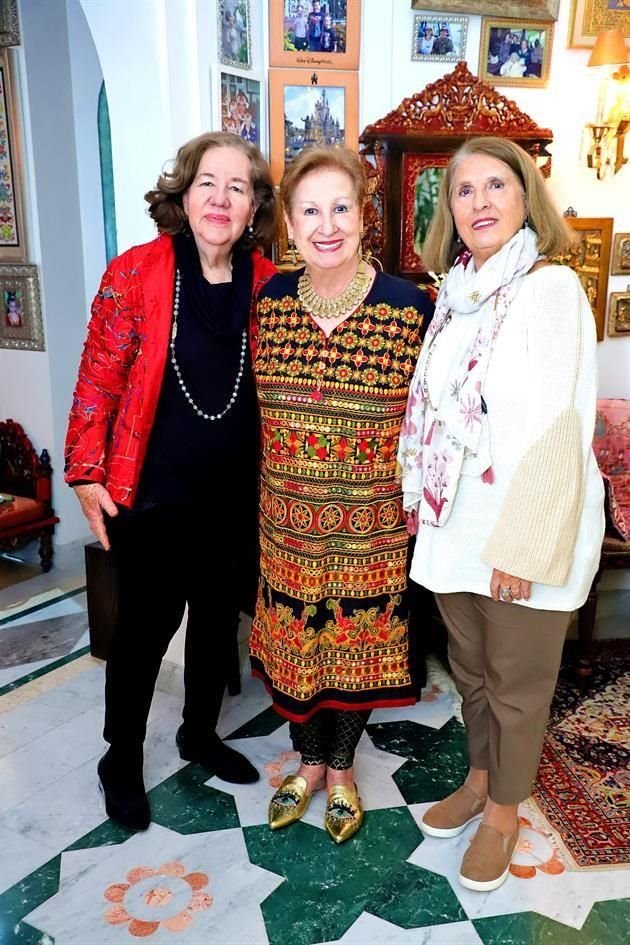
297 261 372 319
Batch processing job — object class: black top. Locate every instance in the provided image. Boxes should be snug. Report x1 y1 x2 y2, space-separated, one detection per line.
136 233 258 511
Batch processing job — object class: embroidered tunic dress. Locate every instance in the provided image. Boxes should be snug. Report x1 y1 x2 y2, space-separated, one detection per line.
250 270 433 721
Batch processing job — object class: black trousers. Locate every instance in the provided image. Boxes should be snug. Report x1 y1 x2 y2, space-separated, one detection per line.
103 502 242 750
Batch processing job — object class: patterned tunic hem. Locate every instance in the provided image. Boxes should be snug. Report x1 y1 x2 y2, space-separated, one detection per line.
251 659 417 723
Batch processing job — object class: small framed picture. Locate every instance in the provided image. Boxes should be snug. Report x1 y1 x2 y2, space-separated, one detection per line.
411 15 468 63
218 0 252 70
611 233 630 276
269 0 361 70
608 291 630 337
411 0 559 18
552 217 613 342
568 0 630 48
0 264 44 351
268 69 358 183
220 72 262 150
479 18 554 88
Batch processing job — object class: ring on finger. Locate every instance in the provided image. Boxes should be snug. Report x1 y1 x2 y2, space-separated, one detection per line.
499 586 512 602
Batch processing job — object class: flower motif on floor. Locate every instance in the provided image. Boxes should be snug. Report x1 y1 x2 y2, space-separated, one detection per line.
508 816 565 879
103 861 213 937
264 749 300 788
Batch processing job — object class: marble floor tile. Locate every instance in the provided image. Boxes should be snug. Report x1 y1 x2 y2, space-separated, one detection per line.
407 803 630 931
0 823 58 895
370 686 456 730
0 684 99 759
0 612 89 668
24 823 283 945
315 912 484 944
216 671 272 739
1 698 186 852
1 592 86 629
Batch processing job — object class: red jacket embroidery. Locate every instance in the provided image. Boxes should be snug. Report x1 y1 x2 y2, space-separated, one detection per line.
64 233 276 508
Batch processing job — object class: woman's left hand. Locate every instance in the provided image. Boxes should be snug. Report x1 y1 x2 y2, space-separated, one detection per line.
490 568 531 603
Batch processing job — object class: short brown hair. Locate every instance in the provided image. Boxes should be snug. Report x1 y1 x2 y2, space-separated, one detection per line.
422 136 574 273
144 131 277 251
280 146 367 219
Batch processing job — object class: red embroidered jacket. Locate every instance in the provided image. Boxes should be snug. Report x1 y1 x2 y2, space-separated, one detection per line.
64 233 276 508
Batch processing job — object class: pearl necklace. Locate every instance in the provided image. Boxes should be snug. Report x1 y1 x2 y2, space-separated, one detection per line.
297 262 371 319
170 269 247 421
420 312 452 412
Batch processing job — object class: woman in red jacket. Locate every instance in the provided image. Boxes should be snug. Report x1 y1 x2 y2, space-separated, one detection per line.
65 132 277 831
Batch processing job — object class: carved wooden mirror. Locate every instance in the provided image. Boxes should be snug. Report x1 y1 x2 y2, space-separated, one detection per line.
359 62 554 282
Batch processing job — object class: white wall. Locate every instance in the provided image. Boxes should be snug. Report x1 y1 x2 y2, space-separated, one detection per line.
361 0 630 396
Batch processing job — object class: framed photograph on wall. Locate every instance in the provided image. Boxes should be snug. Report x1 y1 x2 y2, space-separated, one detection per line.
218 0 252 70
479 18 554 89
552 217 613 342
411 15 468 62
608 291 630 337
611 232 630 276
269 0 361 70
568 0 630 49
268 69 358 183
410 0 559 19
220 72 262 150
0 49 26 261
0 264 44 351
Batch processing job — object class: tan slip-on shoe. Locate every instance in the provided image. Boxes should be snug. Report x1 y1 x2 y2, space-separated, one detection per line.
458 823 520 892
420 784 487 838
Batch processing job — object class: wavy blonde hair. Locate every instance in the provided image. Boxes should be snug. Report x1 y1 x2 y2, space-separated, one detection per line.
422 137 574 273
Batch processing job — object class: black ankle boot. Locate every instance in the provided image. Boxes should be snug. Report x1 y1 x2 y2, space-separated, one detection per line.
98 747 150 831
176 726 259 784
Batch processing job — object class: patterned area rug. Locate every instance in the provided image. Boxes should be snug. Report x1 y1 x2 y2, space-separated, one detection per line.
533 641 630 869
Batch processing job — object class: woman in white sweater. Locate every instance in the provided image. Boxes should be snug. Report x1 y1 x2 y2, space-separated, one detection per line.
398 137 604 893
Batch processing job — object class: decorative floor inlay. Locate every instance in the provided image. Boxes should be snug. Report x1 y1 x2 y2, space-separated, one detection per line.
0 595 628 945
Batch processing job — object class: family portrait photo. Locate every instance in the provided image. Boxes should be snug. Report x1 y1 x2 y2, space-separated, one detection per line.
218 0 251 69
480 18 554 87
411 15 468 62
282 0 347 54
220 73 261 147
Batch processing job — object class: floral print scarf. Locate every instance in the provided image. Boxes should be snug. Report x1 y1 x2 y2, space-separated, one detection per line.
398 226 541 527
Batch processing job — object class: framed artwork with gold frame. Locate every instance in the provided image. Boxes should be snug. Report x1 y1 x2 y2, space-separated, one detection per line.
411 0 559 19
479 18 554 89
269 0 361 70
552 217 613 342
611 232 630 276
268 69 358 184
568 0 630 49
0 48 26 261
0 264 44 351
608 291 630 337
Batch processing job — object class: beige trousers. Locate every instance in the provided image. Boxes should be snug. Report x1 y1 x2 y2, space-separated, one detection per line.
435 592 571 805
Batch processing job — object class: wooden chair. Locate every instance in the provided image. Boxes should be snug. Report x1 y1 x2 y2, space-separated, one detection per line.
576 399 630 683
0 419 59 571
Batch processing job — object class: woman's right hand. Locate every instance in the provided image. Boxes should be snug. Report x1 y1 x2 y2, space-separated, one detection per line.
73 483 118 550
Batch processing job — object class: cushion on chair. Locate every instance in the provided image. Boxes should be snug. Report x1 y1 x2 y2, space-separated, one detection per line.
0 495 46 529
593 399 630 541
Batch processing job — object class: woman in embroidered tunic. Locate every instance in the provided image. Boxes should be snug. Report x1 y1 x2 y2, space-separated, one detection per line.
398 137 605 891
65 133 277 832
249 147 434 842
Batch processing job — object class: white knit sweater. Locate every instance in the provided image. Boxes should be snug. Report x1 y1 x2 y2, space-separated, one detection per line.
409 265 605 611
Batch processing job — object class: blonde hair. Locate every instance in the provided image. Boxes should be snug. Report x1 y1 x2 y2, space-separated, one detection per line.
280 146 367 219
422 136 574 273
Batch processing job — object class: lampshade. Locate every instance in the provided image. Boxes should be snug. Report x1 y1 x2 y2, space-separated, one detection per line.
587 30 628 68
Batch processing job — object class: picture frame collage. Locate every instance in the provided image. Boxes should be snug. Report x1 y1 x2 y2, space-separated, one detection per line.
410 1 557 89
0 22 45 352
266 0 361 267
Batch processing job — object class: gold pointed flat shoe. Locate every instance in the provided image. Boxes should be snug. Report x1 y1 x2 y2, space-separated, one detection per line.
268 775 312 830
324 783 364 844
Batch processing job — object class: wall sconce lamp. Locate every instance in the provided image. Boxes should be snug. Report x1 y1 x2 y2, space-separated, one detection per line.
585 29 630 179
